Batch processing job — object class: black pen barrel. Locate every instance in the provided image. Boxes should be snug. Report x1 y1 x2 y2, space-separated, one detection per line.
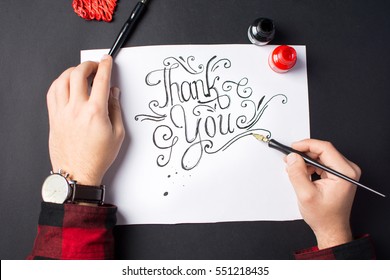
108 2 148 58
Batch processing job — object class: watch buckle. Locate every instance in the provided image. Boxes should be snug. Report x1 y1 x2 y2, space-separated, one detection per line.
100 185 106 206
69 180 77 203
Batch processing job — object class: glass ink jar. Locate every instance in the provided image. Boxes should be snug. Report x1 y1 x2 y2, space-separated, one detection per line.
248 17 275 46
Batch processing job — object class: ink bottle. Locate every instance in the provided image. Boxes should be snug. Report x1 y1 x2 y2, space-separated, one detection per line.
248 17 275 46
268 45 297 73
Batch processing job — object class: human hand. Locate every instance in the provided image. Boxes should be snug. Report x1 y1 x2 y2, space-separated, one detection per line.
284 139 361 249
46 55 125 186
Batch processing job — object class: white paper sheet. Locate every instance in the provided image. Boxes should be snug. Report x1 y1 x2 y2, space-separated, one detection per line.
81 44 310 225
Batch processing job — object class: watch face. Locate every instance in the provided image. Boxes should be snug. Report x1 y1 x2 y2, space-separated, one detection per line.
42 174 71 204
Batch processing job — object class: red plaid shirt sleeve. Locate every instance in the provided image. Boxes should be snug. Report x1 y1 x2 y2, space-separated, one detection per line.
28 202 375 260
27 202 117 260
294 234 375 260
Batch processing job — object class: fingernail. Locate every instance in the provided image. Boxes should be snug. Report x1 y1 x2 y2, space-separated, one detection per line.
286 153 298 166
101 54 111 61
111 87 120 99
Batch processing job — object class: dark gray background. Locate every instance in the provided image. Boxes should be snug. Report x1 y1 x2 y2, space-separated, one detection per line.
1 0 389 259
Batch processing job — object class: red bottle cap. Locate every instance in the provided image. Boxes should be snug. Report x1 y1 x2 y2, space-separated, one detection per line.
269 45 297 73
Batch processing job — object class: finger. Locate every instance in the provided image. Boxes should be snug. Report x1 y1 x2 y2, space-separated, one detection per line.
292 139 361 181
284 156 316 175
292 139 347 170
69 61 99 104
47 67 74 112
285 153 317 201
108 87 125 138
307 166 316 175
90 55 113 110
344 157 362 180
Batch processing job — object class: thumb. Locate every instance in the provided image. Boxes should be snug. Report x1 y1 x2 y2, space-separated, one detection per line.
108 87 125 137
285 153 316 200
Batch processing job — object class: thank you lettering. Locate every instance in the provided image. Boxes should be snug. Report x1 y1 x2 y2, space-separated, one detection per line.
135 56 287 170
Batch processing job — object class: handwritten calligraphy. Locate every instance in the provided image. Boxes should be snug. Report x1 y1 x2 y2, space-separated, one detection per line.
135 56 287 170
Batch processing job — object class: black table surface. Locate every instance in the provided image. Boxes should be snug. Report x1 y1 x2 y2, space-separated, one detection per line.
1 0 389 259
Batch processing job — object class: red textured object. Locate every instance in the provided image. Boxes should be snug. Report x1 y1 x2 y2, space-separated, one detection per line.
268 45 297 73
72 0 117 22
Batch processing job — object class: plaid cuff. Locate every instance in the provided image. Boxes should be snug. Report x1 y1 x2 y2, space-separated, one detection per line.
294 234 375 260
28 202 117 260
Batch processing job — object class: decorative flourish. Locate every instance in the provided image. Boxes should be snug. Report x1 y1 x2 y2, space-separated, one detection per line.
153 126 178 167
134 101 167 122
211 57 231 72
135 55 289 170
223 78 253 99
163 56 204 75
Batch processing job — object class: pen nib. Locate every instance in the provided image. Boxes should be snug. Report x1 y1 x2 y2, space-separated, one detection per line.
252 133 270 143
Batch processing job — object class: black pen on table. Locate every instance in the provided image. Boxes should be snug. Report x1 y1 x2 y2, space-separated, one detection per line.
252 134 386 198
108 0 149 58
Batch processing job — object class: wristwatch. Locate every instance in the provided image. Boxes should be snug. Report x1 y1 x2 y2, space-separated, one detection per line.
41 170 105 205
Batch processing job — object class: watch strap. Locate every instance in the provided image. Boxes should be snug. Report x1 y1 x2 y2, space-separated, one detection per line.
71 184 105 205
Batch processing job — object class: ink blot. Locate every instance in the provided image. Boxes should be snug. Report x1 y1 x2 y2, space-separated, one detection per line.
163 192 169 196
